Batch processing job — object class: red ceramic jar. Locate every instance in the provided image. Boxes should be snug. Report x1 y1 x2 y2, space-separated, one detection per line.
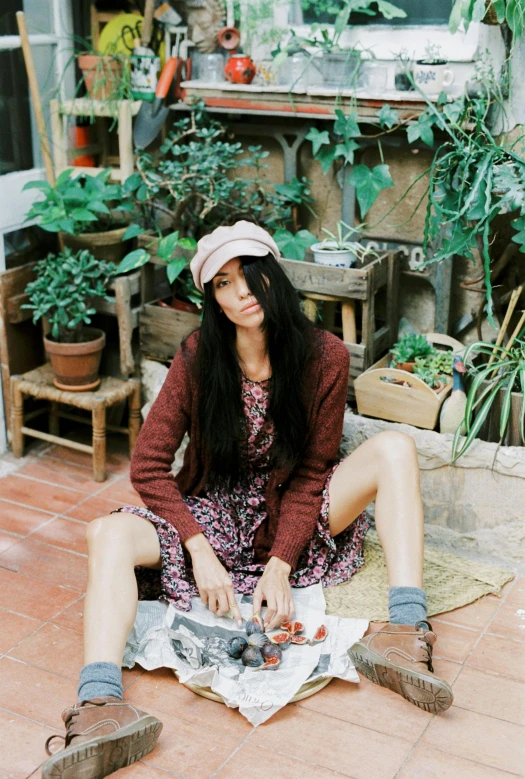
224 54 256 84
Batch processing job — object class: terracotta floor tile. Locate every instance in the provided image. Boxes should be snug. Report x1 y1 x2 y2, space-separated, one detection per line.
0 538 87 592
421 705 525 774
506 577 525 608
488 600 525 642
0 530 20 553
430 658 463 686
0 656 76 729
0 609 41 654
9 622 83 680
429 620 480 663
140 706 244 778
0 567 78 621
433 595 501 631
97 479 145 507
397 744 515 779
52 596 84 632
125 667 252 737
112 764 178 778
250 705 412 779
453 666 525 726
30 516 88 555
0 706 54 779
467 634 525 683
0 474 85 514
16 459 118 494
0 498 53 535
296 676 431 744
216 742 347 778
64 494 123 522
42 443 131 475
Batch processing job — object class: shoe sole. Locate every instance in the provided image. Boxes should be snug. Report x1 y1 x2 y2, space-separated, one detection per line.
42 716 163 779
348 643 453 714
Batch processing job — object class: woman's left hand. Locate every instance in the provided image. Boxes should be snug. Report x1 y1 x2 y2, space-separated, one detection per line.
252 556 294 631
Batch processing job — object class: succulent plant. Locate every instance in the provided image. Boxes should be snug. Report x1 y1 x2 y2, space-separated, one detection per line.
227 636 248 659
262 643 283 662
241 646 265 667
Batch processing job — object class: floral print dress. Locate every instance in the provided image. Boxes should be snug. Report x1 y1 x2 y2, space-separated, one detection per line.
115 377 370 611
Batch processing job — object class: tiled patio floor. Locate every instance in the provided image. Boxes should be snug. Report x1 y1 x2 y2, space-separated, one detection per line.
0 440 524 778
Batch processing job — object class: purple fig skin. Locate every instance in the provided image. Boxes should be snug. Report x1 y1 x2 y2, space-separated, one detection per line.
227 636 248 659
247 632 271 648
241 646 265 667
245 612 264 635
261 643 282 662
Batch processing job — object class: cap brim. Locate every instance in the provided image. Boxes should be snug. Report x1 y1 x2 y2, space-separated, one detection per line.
200 241 273 286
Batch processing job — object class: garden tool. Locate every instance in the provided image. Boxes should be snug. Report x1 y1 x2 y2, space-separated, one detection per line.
133 52 178 148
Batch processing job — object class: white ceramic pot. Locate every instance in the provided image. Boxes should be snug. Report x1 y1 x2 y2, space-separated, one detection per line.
413 60 454 96
311 241 357 268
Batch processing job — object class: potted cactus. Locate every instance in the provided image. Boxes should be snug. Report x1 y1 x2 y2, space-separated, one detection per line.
22 249 116 391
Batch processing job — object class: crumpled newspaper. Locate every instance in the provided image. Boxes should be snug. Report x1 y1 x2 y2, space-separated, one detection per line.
123 583 368 726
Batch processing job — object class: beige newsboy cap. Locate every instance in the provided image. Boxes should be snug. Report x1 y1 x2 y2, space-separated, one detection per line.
190 220 281 292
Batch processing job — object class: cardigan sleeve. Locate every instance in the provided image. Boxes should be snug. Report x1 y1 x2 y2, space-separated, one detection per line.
268 341 349 570
129 346 203 543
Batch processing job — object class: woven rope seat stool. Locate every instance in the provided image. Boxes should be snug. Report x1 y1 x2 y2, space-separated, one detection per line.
10 363 141 481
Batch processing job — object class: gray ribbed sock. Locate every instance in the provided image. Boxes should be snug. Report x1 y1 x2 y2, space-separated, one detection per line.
388 586 427 625
77 661 123 702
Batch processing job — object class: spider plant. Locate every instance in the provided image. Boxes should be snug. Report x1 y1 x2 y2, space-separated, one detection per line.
452 336 525 460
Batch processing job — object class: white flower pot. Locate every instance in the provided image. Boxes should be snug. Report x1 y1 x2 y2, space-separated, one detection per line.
311 241 357 268
413 60 454 96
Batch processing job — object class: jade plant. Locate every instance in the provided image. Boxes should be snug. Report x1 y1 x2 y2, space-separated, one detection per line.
23 168 127 236
22 249 116 343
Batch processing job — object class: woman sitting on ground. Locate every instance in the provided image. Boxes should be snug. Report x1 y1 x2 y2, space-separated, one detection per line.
42 221 453 779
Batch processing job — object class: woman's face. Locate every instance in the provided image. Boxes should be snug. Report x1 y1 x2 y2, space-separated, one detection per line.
212 257 264 329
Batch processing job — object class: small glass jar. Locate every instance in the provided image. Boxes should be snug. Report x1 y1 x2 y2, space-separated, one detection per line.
198 53 225 83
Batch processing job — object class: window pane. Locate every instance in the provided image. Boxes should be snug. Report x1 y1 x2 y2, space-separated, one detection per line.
302 0 454 26
23 0 54 34
0 47 33 172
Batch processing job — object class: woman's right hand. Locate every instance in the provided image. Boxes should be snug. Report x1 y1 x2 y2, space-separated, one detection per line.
185 534 243 626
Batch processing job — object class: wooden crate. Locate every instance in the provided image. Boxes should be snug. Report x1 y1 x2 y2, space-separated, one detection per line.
140 303 200 362
354 333 464 430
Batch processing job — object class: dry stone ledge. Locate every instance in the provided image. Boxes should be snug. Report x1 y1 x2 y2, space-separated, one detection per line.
343 411 525 572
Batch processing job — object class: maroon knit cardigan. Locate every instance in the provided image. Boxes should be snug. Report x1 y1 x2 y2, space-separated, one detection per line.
130 328 350 571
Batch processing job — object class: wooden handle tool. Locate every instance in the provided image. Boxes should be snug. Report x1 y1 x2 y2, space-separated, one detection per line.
488 284 523 372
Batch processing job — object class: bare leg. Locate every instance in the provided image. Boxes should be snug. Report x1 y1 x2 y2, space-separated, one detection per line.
328 431 423 588
84 512 161 666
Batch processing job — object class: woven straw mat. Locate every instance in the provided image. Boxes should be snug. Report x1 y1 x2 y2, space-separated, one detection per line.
324 529 514 622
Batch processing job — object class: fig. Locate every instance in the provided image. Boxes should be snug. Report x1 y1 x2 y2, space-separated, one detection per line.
262 643 283 662
309 625 328 645
247 632 271 648
227 636 248 659
268 631 291 649
241 646 264 667
281 621 304 635
246 612 264 635
256 656 281 671
290 634 309 645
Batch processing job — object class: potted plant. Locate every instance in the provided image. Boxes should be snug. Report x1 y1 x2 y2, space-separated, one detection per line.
449 0 525 38
77 48 131 101
413 351 454 391
22 249 116 391
23 168 131 264
413 42 455 97
310 221 377 268
389 332 435 372
451 336 525 459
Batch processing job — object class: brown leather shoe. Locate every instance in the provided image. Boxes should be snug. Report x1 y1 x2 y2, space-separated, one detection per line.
42 697 163 779
348 620 453 714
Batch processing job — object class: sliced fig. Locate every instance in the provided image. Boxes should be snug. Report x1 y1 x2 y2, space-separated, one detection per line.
227 635 248 659
255 656 280 670
247 632 271 648
290 634 309 645
309 625 328 645
268 631 291 649
246 612 264 635
281 620 304 635
262 643 283 662
241 646 264 667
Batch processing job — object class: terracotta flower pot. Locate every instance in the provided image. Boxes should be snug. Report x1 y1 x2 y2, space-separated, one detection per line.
61 226 131 264
393 361 416 373
78 54 123 100
44 328 106 391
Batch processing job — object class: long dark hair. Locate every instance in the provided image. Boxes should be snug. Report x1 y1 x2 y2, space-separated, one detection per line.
195 253 317 487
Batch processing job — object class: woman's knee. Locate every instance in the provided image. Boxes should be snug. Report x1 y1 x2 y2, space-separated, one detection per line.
371 431 418 466
86 513 134 552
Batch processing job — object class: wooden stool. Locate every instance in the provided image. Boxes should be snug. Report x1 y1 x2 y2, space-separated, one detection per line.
10 364 141 482
302 292 357 343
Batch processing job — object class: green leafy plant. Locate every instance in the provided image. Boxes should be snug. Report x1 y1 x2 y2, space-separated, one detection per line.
419 41 445 64
23 169 126 236
451 336 525 460
449 0 525 39
390 333 434 366
413 351 454 388
22 249 116 343
315 220 378 262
